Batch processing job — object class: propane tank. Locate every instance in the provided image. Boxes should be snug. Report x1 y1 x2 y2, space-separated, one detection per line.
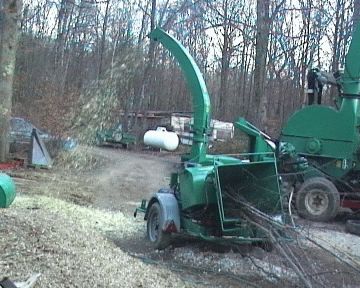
144 127 179 151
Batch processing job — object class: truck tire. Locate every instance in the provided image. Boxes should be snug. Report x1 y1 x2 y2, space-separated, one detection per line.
147 202 171 250
345 220 360 236
122 143 128 149
295 177 340 222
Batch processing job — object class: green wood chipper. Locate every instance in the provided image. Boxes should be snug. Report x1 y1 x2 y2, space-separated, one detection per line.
280 22 360 221
134 28 285 249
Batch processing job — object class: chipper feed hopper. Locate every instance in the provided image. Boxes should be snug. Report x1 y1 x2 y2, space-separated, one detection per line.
135 28 285 249
280 22 360 221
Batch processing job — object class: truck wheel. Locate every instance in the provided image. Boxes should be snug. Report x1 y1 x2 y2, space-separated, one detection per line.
296 177 340 222
122 143 128 149
345 220 360 236
147 202 171 249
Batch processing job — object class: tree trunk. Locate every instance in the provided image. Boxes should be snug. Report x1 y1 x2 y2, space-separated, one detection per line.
254 0 270 129
146 0 157 109
0 0 22 162
330 0 345 100
55 0 71 67
133 0 156 129
98 0 111 79
218 0 230 118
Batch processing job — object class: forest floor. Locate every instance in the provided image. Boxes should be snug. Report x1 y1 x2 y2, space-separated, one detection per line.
1 146 360 287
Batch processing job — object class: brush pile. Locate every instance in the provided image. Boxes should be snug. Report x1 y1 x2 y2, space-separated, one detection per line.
226 192 360 288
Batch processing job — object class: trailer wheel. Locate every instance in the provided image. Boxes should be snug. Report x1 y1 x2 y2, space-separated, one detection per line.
147 202 171 250
296 177 340 222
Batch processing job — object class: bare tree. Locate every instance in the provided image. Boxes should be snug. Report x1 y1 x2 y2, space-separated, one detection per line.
98 0 111 79
0 0 22 162
254 0 270 128
5 0 358 142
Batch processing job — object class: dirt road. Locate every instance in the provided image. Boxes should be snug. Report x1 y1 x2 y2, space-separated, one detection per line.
12 147 176 214
90 148 176 212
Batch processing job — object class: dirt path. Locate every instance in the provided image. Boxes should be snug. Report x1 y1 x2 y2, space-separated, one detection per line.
12 147 176 214
90 148 175 213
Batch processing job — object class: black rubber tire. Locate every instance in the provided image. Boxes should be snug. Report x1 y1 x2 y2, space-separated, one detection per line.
146 203 171 250
345 220 360 236
295 177 340 222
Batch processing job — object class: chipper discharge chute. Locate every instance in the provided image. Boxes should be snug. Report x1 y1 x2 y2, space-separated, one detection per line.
134 28 285 249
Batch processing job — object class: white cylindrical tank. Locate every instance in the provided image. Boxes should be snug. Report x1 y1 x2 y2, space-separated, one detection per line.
144 127 179 151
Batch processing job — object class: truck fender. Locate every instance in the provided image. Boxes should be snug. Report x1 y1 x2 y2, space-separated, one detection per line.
145 189 180 233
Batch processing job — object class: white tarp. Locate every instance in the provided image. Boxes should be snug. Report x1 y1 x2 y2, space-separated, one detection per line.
30 129 53 168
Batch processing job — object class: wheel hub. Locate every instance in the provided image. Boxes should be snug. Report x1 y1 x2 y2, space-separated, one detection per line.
305 190 329 215
149 213 160 242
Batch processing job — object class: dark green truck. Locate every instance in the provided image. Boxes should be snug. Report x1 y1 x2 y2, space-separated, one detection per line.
96 124 136 149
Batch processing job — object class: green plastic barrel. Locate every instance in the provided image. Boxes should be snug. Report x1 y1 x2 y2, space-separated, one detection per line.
0 173 16 208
